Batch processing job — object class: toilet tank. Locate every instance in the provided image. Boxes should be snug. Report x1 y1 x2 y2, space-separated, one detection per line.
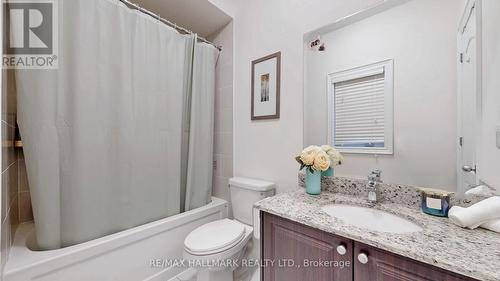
229 177 276 225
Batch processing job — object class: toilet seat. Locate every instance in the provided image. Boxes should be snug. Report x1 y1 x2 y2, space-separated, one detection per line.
184 219 246 256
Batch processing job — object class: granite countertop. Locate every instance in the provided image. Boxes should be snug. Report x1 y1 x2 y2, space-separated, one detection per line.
255 188 500 281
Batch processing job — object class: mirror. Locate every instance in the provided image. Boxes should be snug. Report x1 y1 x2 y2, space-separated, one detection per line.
303 0 500 196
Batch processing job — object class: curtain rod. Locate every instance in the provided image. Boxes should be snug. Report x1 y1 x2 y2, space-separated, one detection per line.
118 0 222 51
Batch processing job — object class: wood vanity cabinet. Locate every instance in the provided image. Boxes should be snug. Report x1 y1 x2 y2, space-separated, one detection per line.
354 243 477 281
261 212 477 281
261 212 353 281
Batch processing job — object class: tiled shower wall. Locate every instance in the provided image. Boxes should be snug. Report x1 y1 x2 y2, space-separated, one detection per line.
17 152 32 223
1 70 17 272
1 70 33 273
209 22 234 205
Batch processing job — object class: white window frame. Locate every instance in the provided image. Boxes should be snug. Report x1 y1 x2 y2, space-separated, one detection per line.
327 59 394 155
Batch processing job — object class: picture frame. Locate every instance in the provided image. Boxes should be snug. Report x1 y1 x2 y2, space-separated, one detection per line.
251 52 281 120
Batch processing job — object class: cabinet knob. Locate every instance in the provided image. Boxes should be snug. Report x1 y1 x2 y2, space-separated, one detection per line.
336 245 347 255
357 252 369 264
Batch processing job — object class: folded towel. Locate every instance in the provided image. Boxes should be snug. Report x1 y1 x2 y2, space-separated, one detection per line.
481 220 500 233
448 196 500 229
448 206 467 227
465 185 494 196
449 206 500 233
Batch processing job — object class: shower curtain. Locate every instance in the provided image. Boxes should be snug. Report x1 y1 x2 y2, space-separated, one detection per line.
15 0 218 250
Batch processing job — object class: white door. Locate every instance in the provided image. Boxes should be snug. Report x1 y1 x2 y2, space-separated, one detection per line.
458 1 480 193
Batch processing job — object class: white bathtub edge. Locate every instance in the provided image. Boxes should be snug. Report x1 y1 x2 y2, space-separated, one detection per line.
4 197 228 280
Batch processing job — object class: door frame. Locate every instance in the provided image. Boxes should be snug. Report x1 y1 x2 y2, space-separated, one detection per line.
456 0 483 195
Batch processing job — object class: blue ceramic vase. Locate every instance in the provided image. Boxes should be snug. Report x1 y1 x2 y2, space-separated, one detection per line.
305 169 322 195
322 167 334 177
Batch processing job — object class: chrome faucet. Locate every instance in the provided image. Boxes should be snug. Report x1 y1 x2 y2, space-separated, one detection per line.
367 170 382 205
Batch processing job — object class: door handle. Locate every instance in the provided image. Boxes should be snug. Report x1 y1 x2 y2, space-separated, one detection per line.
462 165 477 173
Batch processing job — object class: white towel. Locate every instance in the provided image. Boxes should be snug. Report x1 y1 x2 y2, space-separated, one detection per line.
465 185 494 196
481 220 500 233
448 196 500 229
449 206 500 233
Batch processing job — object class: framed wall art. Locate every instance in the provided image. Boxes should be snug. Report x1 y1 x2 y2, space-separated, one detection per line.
251 52 281 120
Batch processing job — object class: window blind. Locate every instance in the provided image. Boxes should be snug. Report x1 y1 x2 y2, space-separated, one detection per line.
333 72 385 148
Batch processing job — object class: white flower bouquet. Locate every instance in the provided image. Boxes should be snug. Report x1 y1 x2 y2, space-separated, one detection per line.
295 145 344 173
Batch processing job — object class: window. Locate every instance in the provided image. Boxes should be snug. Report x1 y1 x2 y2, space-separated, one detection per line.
328 60 393 154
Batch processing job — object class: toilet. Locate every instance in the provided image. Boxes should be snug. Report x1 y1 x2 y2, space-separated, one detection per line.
183 177 276 281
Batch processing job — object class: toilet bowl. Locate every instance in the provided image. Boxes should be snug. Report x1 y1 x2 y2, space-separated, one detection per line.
183 219 253 281
183 177 276 281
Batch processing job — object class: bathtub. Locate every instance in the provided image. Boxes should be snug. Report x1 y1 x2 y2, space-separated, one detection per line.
4 197 228 281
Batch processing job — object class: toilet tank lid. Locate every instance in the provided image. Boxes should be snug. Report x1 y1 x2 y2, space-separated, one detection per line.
229 177 276 192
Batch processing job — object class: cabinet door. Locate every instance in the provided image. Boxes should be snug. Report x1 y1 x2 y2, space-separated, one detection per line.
354 242 478 281
262 212 353 281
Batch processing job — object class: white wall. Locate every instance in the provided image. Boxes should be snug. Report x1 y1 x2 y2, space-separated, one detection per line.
210 0 385 193
304 0 464 190
478 0 500 191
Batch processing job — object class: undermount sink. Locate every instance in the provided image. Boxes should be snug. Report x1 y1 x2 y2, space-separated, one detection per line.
322 205 423 234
